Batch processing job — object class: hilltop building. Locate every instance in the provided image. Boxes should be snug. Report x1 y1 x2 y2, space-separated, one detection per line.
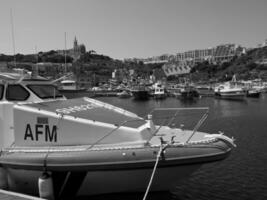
72 37 86 59
57 36 86 60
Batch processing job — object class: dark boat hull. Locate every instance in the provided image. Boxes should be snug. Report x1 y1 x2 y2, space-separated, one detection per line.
132 90 149 100
246 90 261 98
6 162 202 196
180 90 199 100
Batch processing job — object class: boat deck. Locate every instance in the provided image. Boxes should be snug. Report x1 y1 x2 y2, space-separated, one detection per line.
23 97 146 128
0 189 44 200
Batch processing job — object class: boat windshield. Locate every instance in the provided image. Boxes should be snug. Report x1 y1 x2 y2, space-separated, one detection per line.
27 84 63 99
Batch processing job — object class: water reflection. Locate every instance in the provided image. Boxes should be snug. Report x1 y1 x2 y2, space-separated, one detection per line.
77 191 175 200
94 94 267 200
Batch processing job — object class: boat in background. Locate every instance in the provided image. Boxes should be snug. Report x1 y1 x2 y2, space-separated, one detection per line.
58 79 86 92
175 84 199 100
0 72 236 199
196 85 215 97
214 75 246 100
214 82 246 100
250 79 267 93
131 84 150 100
117 90 132 98
246 88 261 98
240 80 261 98
152 82 167 99
56 77 88 98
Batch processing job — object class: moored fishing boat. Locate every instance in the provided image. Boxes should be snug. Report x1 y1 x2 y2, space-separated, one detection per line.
131 84 150 100
53 73 88 99
117 90 132 98
152 82 167 99
246 88 261 98
196 85 215 97
58 79 86 92
177 84 199 100
0 73 236 199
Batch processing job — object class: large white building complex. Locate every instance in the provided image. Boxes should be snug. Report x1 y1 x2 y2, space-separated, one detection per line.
176 44 245 65
164 44 245 76
125 43 247 76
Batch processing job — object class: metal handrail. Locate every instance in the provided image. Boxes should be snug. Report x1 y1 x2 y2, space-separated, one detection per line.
86 107 210 150
150 107 209 141
86 118 147 150
186 109 209 143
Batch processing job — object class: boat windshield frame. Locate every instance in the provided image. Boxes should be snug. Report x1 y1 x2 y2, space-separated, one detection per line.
27 84 63 99
0 84 4 100
6 84 30 101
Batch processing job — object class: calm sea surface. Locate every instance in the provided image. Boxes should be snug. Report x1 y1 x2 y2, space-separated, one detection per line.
80 94 267 200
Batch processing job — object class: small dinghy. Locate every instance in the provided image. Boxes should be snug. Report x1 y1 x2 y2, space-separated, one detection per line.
0 73 236 199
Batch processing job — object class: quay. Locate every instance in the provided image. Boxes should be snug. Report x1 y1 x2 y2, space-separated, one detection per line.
0 189 44 200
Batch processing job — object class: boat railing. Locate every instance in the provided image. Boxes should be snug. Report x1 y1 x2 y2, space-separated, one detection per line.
86 106 209 149
86 118 147 150
149 107 209 142
84 97 140 118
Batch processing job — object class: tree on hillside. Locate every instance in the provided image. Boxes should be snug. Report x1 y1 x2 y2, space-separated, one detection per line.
88 50 96 54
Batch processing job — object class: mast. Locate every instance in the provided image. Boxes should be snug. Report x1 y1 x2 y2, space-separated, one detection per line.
34 45 38 78
64 32 67 74
10 8 16 67
35 45 38 63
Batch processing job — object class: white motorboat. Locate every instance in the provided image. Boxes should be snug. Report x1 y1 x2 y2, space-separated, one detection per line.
214 81 246 100
0 73 236 199
58 79 86 92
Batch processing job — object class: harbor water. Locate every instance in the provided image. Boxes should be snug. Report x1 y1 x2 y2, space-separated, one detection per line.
83 94 267 200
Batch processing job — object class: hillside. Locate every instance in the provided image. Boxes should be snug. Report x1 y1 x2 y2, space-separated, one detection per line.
0 50 161 81
1 46 267 82
190 46 267 81
0 50 73 63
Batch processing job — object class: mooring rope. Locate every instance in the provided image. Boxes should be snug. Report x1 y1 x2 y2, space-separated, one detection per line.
142 144 164 200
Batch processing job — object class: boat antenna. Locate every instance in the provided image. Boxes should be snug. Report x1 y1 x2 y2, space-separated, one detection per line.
64 32 67 74
10 8 16 67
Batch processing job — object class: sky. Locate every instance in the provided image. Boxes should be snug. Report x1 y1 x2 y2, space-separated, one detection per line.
0 0 267 59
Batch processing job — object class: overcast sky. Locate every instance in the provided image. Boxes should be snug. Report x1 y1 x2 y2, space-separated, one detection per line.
0 0 266 59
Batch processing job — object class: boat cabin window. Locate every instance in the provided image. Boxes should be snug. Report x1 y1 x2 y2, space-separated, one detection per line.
27 84 63 99
6 84 30 101
0 84 4 100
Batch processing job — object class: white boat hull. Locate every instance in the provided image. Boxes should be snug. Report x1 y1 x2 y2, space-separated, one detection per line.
215 92 246 100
